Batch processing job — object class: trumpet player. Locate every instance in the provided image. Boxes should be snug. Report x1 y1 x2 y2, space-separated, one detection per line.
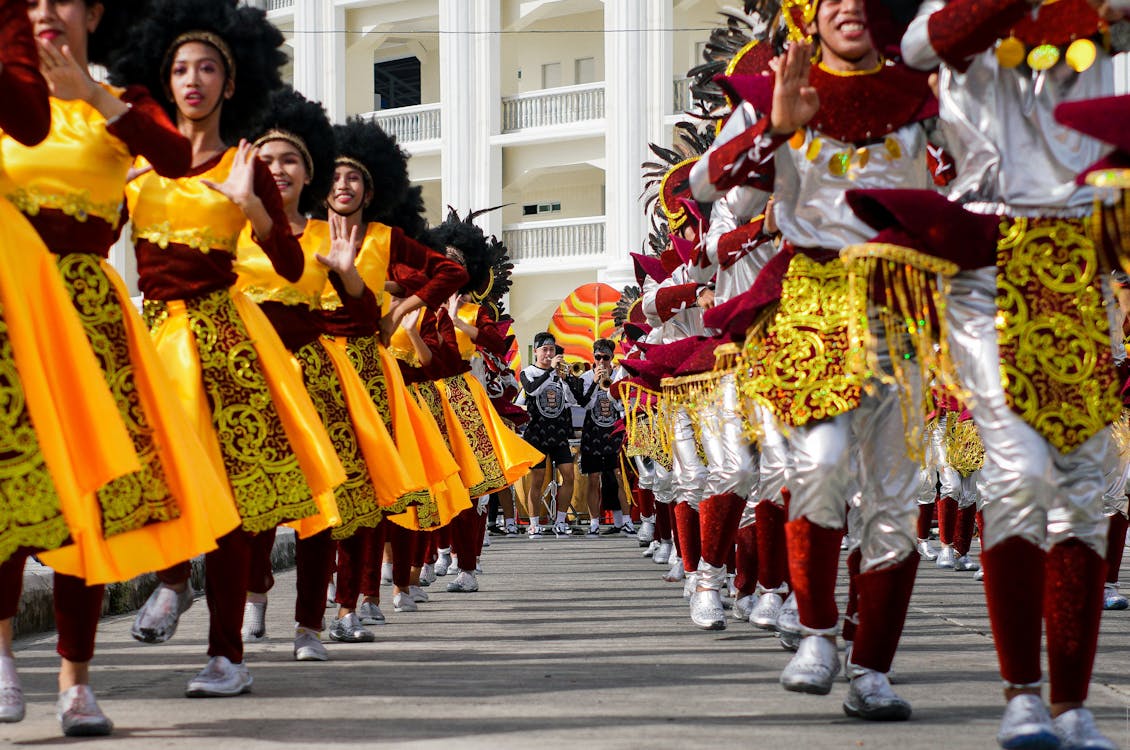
520 333 580 537
576 340 635 537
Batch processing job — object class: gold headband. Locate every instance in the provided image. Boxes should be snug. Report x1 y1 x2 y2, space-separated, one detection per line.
254 129 315 177
335 157 373 190
166 31 236 80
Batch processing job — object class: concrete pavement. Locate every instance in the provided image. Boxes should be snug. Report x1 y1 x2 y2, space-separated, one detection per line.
5 534 1130 749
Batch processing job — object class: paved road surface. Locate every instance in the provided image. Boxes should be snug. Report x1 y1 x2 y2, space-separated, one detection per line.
6 535 1130 748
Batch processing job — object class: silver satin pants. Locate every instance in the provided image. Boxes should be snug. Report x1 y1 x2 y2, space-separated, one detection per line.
786 374 922 572
756 404 790 506
634 455 655 491
698 375 758 500
652 461 676 505
947 268 1114 554
917 421 961 503
672 406 709 508
1102 445 1130 517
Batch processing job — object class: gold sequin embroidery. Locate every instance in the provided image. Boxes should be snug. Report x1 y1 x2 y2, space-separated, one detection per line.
7 186 122 227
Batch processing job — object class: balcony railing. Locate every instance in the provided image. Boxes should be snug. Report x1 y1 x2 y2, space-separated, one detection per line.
501 82 604 133
266 0 293 10
673 77 693 114
360 103 442 144
503 217 606 263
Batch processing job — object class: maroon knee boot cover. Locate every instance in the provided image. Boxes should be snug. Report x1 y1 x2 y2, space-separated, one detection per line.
1106 512 1128 584
655 501 672 542
0 550 29 619
785 517 844 632
755 499 788 590
699 493 745 568
954 505 978 557
734 525 758 594
205 528 254 663
937 496 957 545
916 498 936 539
674 502 702 572
850 553 919 673
842 547 862 643
360 520 387 597
1045 539 1106 704
982 537 1045 687
639 488 656 519
451 506 480 571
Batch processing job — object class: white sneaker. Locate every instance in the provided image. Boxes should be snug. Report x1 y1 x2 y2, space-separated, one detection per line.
997 694 1057 749
663 556 685 582
953 554 980 572
780 636 840 695
776 593 801 651
689 589 727 630
975 567 985 582
843 669 911 721
915 539 938 561
505 521 519 537
241 600 267 643
586 520 600 537
186 656 253 697
653 540 673 565
552 521 573 537
381 562 393 583
131 583 194 644
1104 583 1129 610
393 591 417 612
0 658 24 723
621 520 637 535
750 592 785 631
643 540 661 557
637 517 656 544
408 585 429 603
936 546 956 569
447 571 479 593
1053 707 1116 750
293 627 328 661
482 529 491 547
357 601 385 625
57 685 113 736
733 594 756 621
435 549 452 576
420 563 437 585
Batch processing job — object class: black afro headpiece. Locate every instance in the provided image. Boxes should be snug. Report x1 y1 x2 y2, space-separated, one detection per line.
422 207 494 296
88 0 151 68
252 87 336 216
108 0 287 144
324 117 424 234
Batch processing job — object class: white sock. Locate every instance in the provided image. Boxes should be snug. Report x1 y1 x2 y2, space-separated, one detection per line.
556 511 567 524
589 518 599 530
439 547 451 555
613 510 624 526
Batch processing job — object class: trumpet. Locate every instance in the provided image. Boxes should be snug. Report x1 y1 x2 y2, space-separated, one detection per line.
570 362 587 377
599 376 613 390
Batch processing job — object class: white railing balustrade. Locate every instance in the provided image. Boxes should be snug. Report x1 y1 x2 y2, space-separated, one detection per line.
360 103 442 143
266 0 293 10
672 77 693 114
503 217 606 262
501 83 605 132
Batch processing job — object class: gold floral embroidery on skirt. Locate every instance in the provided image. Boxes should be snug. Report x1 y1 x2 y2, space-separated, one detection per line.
159 289 317 532
294 342 382 540
442 375 507 497
739 254 862 427
0 307 69 563
410 382 451 529
58 254 179 537
996 218 1122 453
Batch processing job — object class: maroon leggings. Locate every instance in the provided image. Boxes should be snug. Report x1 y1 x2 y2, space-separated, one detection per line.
387 522 422 588
450 507 486 571
359 520 388 598
0 550 103 662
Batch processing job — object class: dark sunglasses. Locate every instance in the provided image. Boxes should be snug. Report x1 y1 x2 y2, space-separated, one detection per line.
593 354 611 361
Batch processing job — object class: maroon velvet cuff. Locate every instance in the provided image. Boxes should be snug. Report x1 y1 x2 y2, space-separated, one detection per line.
925 0 1031 71
706 115 784 193
109 87 192 178
654 283 700 322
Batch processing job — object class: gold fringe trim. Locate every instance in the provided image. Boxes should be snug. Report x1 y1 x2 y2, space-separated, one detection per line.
621 381 672 466
945 415 985 477
1090 190 1130 275
1112 410 1130 459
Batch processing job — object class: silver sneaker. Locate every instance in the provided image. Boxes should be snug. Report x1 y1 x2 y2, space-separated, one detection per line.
1053 707 1117 750
637 517 656 544
689 589 727 630
57 685 112 736
976 567 985 582
843 669 911 721
241 600 267 642
420 563 436 585
780 636 840 694
682 571 699 599
328 612 376 643
393 591 417 612
997 694 1058 750
131 584 194 644
663 556 685 582
408 585 429 603
915 539 938 561
293 627 328 661
0 658 24 723
643 540 661 557
936 546 956 569
953 554 980 572
357 601 386 625
733 594 756 621
750 591 785 631
776 593 801 651
1103 584 1129 611
653 539 673 564
185 656 253 697
435 549 452 576
447 571 479 592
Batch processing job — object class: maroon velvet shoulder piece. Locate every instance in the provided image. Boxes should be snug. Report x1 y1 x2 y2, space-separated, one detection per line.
1011 0 1102 47
0 0 50 146
672 337 723 376
645 335 708 373
808 62 937 145
846 188 1000 270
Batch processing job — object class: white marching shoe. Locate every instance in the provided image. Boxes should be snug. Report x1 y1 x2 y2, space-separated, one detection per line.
1053 707 1117 750
750 590 785 631
689 563 727 630
637 516 656 545
915 538 938 561
780 635 840 695
435 549 453 577
776 592 801 651
0 658 24 723
996 694 1058 750
843 668 911 721
663 555 685 582
653 540 673 565
186 656 253 697
733 594 756 621
935 546 956 569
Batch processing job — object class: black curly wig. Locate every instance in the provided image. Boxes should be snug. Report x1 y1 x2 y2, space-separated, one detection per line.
86 0 150 68
107 0 286 144
422 207 495 296
251 87 335 216
322 117 426 234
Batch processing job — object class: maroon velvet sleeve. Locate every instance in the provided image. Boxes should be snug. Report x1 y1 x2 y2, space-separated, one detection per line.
654 283 701 322
251 158 304 282
706 115 785 193
327 271 380 327
388 228 470 308
0 0 50 146
475 309 507 356
428 310 471 378
925 0 1031 71
108 86 192 177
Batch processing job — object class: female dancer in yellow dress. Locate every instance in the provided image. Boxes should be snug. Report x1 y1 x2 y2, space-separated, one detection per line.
114 0 344 697
233 88 419 657
1 0 236 736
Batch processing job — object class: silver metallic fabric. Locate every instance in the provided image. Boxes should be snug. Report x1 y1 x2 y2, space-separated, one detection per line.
699 375 758 499
634 455 655 491
696 185 775 305
917 420 961 503
652 462 676 505
1102 445 1130 518
903 0 1116 216
946 268 1114 554
787 374 922 572
756 404 790 507
671 406 708 508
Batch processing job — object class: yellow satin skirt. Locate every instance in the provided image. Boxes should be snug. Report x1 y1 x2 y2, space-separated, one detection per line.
146 288 343 538
0 202 137 571
458 373 543 487
39 260 240 584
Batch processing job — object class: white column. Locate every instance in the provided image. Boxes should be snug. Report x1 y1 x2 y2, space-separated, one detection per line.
290 0 323 103
322 4 347 123
599 1 655 287
439 0 502 237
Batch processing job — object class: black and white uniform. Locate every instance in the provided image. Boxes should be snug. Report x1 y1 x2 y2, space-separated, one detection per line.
520 365 577 466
